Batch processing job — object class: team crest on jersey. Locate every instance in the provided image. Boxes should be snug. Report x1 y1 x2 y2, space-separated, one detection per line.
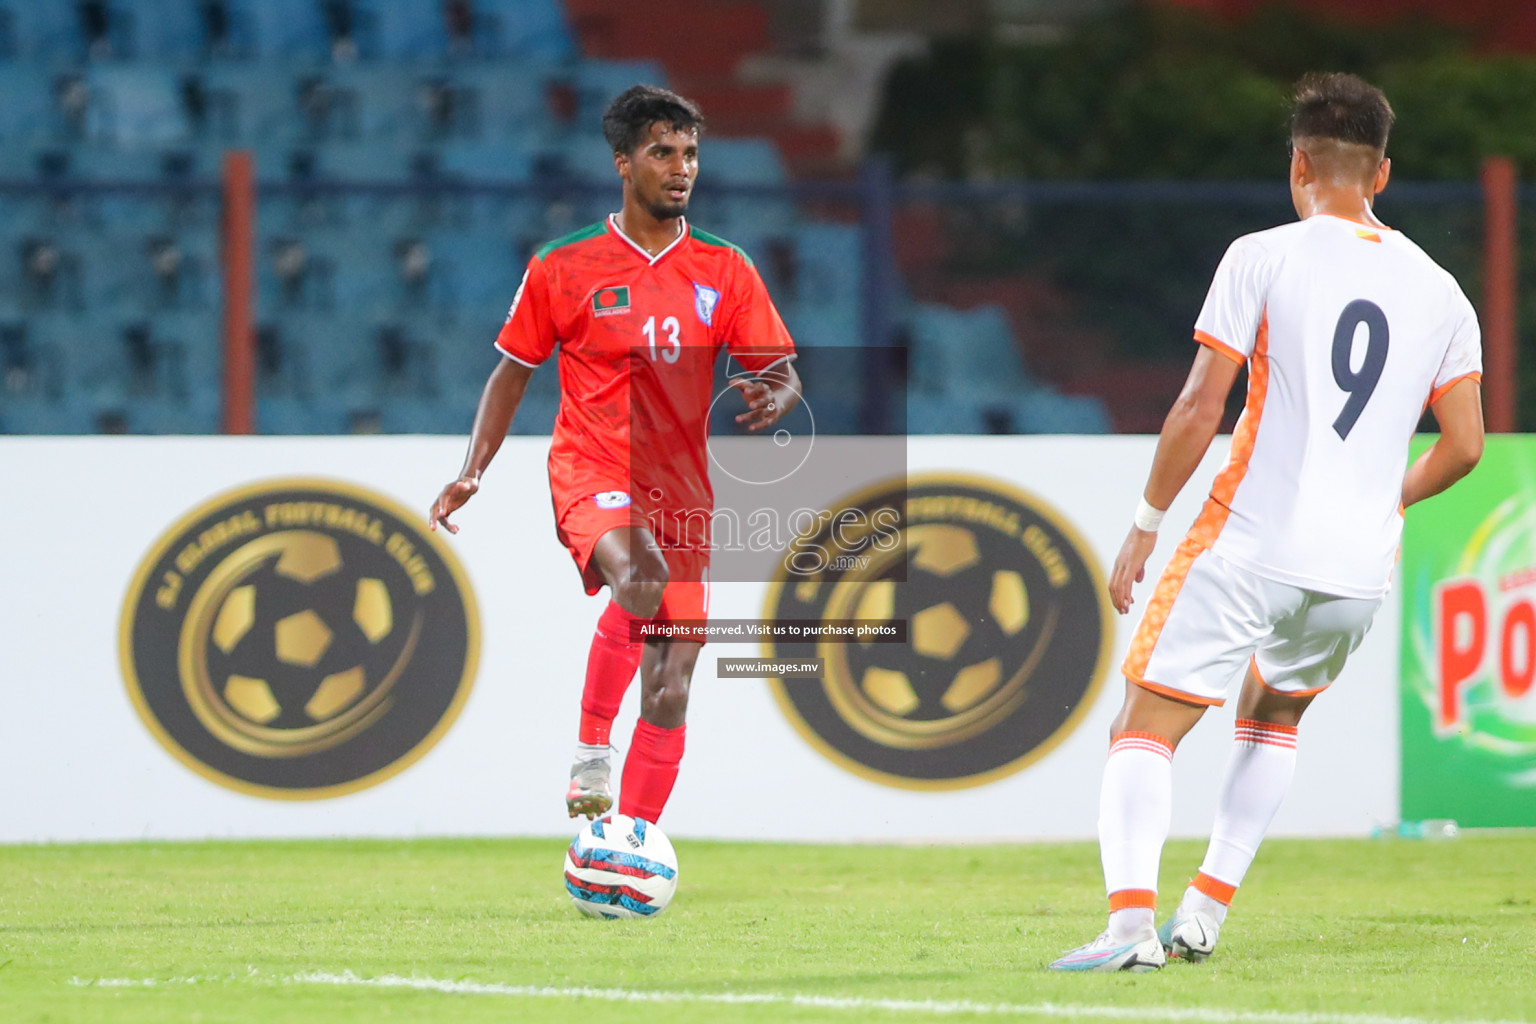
594 491 633 509
592 286 632 318
693 283 720 326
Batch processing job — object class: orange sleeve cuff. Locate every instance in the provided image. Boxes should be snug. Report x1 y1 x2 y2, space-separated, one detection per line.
1429 371 1482 406
1194 330 1246 365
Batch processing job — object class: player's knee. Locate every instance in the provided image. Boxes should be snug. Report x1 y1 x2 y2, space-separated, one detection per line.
614 563 669 619
642 675 690 726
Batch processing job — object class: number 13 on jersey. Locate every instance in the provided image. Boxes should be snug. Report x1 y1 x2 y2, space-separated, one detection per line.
644 315 681 363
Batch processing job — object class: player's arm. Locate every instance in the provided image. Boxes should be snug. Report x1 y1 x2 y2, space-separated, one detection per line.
430 258 556 533
430 357 535 533
724 256 802 432
1402 377 1483 508
1109 346 1242 614
732 359 802 432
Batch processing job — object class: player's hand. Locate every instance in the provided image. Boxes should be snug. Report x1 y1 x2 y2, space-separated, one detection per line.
1109 525 1158 615
730 377 784 432
429 476 479 534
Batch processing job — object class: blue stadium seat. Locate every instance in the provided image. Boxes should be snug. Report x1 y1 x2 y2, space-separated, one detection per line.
472 0 574 59
0 66 60 142
116 0 207 59
1 5 81 60
906 394 987 435
509 386 558 435
435 139 534 182
1007 390 1111 434
353 0 449 59
198 65 301 143
318 65 424 141
574 60 667 120
258 394 332 434
438 63 553 141
126 391 222 434
0 392 102 433
702 139 785 184
223 0 330 59
316 142 418 182
278 313 372 393
909 304 1031 400
86 66 191 147
153 310 223 396
377 395 473 434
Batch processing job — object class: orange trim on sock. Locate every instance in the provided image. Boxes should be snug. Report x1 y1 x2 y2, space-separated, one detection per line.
1193 872 1237 906
1110 731 1175 758
1234 718 1297 736
1109 889 1158 912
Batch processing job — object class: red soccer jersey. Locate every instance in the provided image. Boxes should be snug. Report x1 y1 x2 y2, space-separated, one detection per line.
495 216 796 533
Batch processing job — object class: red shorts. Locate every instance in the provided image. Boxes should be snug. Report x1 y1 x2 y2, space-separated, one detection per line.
554 494 710 628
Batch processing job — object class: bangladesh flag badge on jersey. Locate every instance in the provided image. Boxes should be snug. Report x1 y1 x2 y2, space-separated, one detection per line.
592 286 632 318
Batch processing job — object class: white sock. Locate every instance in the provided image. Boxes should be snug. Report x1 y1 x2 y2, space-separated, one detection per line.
1187 718 1299 924
575 741 609 763
1099 731 1174 941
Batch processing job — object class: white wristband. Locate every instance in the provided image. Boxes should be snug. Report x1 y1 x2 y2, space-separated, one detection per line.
1134 497 1166 533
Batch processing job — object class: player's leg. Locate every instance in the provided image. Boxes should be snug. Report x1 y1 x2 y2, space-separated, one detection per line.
1160 667 1311 960
1052 550 1265 973
1163 587 1381 961
617 638 700 823
567 524 671 818
616 559 706 825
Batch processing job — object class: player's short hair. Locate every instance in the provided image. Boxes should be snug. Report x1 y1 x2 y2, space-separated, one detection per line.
602 85 705 156
1289 73 1394 153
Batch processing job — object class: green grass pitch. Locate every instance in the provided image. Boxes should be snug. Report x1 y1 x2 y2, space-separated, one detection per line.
1 835 1532 1023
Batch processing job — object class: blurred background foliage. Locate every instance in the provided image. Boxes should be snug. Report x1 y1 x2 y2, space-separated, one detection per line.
872 3 1536 426
873 3 1536 181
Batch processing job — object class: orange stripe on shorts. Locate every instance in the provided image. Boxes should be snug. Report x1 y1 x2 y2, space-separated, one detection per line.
1122 315 1270 689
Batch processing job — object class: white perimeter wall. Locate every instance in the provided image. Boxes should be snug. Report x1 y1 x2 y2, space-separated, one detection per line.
0 436 1398 843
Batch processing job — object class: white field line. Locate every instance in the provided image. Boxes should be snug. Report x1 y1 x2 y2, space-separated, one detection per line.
67 970 1530 1024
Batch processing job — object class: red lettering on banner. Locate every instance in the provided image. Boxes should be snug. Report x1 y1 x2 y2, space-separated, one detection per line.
1438 580 1486 729
1501 599 1536 700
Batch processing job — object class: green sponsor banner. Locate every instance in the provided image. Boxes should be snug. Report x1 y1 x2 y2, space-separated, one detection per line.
1401 435 1536 826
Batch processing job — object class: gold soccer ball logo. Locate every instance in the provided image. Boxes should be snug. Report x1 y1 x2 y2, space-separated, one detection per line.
122 479 478 799
187 531 412 755
831 523 1034 743
766 474 1112 789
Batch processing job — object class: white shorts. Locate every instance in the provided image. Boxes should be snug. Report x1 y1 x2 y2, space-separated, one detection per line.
1122 548 1381 706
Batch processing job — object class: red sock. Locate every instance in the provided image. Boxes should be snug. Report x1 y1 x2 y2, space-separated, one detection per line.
618 719 686 823
578 601 643 746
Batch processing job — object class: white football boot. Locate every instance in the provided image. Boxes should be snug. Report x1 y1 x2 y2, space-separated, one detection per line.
1049 930 1166 972
566 752 613 819
1158 909 1220 962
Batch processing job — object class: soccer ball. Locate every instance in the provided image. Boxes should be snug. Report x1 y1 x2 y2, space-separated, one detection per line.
563 815 678 919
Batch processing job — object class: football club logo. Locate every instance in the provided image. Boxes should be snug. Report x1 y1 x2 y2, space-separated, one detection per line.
592 286 632 318
119 479 480 800
594 491 633 509
693 283 720 326
763 474 1112 790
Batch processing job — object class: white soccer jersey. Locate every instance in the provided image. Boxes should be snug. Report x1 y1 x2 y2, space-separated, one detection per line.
1189 212 1482 599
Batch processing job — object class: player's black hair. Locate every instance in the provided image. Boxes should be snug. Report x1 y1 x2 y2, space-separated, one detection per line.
1290 73 1394 152
602 85 705 156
